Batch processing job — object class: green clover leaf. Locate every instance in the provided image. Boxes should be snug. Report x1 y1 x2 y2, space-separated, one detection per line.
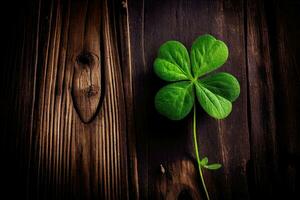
191 34 229 78
155 81 194 120
153 34 240 200
154 34 240 120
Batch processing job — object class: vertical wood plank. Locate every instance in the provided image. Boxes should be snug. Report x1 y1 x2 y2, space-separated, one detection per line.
265 0 300 198
118 0 140 198
0 0 131 199
245 0 278 198
128 0 250 199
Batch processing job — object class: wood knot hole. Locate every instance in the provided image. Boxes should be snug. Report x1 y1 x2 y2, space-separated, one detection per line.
76 52 94 66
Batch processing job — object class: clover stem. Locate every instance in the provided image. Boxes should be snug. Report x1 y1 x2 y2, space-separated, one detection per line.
193 105 210 200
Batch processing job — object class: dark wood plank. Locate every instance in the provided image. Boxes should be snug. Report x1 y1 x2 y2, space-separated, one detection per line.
265 0 300 198
0 0 35 198
245 0 279 199
1 0 300 199
117 0 140 198
128 0 250 199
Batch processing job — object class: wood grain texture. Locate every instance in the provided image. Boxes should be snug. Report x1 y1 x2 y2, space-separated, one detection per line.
245 0 278 198
70 0 103 123
267 0 300 198
1 0 131 199
128 0 250 199
1 0 300 199
128 0 299 199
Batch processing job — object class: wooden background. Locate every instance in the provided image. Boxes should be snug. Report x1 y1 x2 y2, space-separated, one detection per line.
0 0 299 199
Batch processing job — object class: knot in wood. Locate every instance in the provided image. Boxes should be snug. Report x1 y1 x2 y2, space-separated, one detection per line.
72 50 102 123
76 51 94 67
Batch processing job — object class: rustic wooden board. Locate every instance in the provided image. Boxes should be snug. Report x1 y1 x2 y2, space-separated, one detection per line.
267 0 300 198
1 0 131 199
245 0 278 199
128 0 300 199
128 0 250 199
0 0 299 199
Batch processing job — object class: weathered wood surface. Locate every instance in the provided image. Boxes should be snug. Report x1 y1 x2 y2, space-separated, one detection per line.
1 0 132 199
0 0 299 199
128 0 250 199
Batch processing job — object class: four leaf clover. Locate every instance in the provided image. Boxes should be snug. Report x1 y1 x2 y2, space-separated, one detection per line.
154 34 240 120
